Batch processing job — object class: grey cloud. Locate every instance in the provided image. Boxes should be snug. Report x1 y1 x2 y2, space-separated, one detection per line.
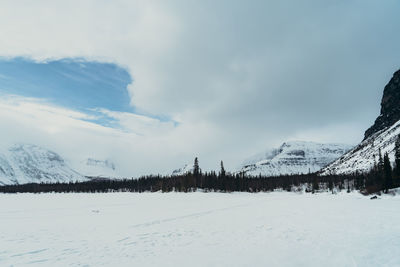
136 0 400 134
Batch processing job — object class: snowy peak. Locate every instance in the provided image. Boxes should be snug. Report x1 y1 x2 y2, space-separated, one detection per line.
86 158 116 170
0 144 86 185
239 141 352 176
171 163 202 176
77 158 118 178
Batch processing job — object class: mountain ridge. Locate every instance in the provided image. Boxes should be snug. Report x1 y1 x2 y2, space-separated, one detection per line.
237 141 352 176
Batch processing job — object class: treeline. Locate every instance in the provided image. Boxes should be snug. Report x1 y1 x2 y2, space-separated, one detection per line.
0 173 357 194
1 158 399 194
2 151 400 195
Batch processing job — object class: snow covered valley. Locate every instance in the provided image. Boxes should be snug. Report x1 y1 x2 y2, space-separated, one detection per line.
0 192 399 266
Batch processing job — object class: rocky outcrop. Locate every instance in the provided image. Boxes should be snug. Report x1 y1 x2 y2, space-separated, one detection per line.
364 69 400 140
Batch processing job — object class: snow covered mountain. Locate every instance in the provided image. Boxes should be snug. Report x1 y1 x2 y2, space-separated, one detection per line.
0 144 86 185
321 69 400 175
75 158 117 178
0 144 121 185
172 164 194 176
238 141 352 176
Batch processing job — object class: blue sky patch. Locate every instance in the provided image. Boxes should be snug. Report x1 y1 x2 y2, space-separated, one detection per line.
0 57 133 113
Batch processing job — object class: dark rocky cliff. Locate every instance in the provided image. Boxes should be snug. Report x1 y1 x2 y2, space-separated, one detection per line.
364 69 400 140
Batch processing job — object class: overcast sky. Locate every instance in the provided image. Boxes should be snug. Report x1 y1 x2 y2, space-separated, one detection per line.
0 0 399 176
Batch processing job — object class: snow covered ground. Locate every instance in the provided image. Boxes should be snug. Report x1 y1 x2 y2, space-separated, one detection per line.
0 192 399 266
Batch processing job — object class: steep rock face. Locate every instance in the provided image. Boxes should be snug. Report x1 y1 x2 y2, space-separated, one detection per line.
364 70 400 140
238 141 351 176
0 144 86 185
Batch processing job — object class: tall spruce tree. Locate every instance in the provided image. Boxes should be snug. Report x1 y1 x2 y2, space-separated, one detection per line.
383 153 393 193
193 157 200 177
311 177 319 193
378 149 384 172
220 161 226 177
376 148 384 188
394 134 400 180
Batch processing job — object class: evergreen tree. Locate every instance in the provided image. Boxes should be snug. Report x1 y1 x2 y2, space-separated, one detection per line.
394 134 400 180
383 153 393 193
220 160 226 177
378 149 384 173
193 157 200 177
376 148 384 189
312 177 319 193
328 178 334 193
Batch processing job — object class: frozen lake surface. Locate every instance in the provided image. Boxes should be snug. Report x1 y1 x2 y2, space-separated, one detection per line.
0 192 399 266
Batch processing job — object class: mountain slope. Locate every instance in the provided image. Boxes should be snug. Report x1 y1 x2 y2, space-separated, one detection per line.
321 69 400 175
321 120 400 175
238 141 351 176
0 144 86 185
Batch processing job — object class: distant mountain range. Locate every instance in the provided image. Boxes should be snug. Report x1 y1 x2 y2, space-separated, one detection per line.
0 144 117 185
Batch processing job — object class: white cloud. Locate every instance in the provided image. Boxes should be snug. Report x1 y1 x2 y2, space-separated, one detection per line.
94 108 175 136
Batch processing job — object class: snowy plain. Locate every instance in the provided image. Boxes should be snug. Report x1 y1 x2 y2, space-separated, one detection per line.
0 192 399 267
